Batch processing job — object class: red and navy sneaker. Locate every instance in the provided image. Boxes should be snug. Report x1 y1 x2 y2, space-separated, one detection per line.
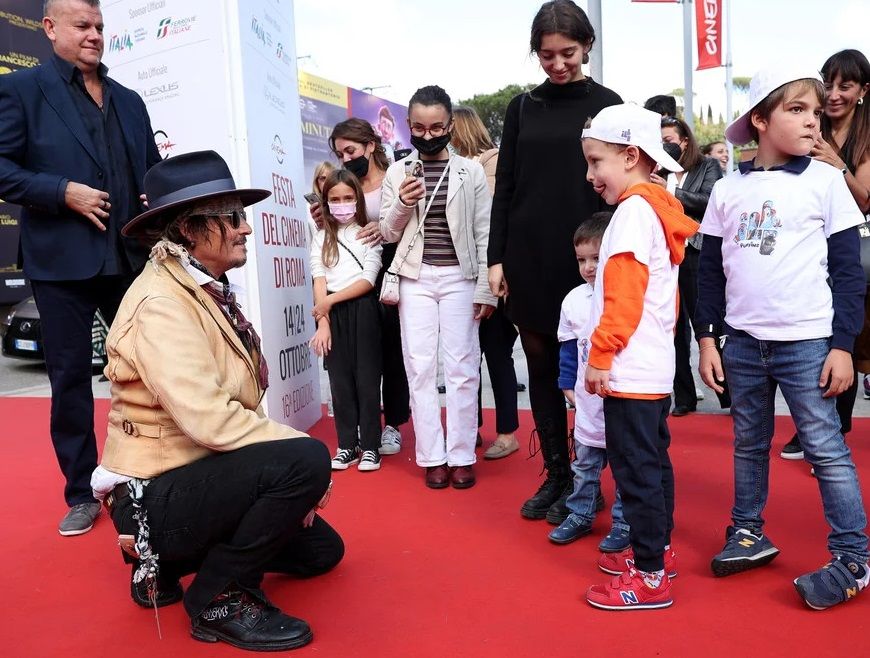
586 568 673 611
598 546 678 578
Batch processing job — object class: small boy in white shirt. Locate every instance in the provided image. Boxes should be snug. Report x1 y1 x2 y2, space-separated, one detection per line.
581 104 698 610
696 65 869 610
548 212 630 555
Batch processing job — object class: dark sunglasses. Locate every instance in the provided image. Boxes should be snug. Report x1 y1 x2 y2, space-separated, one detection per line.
190 209 247 229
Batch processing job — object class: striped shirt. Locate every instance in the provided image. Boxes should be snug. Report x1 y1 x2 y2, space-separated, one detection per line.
421 159 459 266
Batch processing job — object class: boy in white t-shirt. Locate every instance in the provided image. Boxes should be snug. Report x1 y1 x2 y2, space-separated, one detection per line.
581 105 698 611
548 212 630 553
696 66 869 610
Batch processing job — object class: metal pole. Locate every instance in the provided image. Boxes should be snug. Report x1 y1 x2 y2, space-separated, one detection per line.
682 0 694 126
588 0 603 83
724 0 734 169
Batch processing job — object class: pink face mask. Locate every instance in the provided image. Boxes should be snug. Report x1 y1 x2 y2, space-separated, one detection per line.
328 202 357 224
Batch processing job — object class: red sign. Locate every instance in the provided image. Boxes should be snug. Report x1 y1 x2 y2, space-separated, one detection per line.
631 1 679 3
695 0 723 70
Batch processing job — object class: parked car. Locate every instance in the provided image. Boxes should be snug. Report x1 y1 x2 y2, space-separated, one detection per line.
1 297 108 368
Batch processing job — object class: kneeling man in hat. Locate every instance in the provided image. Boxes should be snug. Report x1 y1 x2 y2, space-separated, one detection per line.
91 151 342 651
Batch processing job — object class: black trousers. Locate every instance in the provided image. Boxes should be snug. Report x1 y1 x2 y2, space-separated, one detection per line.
325 295 382 452
477 300 520 434
112 439 342 618
31 275 134 506
379 302 410 428
673 246 700 410
604 396 674 573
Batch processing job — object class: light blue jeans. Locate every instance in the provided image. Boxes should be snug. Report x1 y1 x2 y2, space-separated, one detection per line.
566 442 628 532
724 334 868 563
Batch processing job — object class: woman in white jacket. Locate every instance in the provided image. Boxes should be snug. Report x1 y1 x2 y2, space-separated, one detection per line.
379 85 496 489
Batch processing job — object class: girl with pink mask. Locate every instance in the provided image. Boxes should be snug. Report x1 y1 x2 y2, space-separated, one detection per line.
309 170 385 471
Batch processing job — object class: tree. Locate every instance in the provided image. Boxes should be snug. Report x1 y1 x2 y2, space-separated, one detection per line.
459 83 537 144
732 76 751 93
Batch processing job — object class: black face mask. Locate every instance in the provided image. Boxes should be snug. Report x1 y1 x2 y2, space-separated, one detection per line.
343 154 370 179
411 133 451 156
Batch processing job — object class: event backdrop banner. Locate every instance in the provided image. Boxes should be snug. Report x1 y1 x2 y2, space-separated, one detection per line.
103 0 320 430
0 2 52 303
298 70 409 190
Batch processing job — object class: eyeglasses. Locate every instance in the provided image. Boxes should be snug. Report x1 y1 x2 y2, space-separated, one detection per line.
190 210 247 229
409 122 450 138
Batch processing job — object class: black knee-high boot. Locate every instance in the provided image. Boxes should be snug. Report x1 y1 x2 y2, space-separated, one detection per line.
520 415 572 519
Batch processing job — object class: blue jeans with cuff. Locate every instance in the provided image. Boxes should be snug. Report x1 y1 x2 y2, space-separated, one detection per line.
724 334 868 563
566 442 627 532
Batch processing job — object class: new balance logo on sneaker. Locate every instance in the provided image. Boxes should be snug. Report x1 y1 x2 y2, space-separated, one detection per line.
586 568 673 611
711 527 780 577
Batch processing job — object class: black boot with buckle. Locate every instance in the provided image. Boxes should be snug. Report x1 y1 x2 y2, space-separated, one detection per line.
191 585 313 651
130 562 184 608
520 417 572 520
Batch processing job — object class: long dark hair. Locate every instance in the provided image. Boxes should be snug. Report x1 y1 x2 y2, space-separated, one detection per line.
661 116 702 172
328 118 390 173
319 170 367 268
529 0 595 65
821 49 870 171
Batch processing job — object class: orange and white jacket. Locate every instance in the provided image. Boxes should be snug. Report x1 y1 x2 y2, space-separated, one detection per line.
589 183 698 397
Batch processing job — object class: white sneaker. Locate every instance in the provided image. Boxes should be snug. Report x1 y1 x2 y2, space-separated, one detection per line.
358 450 382 472
695 387 705 401
331 447 360 470
379 425 401 455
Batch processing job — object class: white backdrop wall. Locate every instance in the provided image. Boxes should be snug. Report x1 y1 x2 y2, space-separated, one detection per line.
102 0 321 430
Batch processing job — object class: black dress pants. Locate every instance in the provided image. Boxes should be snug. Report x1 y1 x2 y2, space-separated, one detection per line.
325 295 382 452
673 246 700 410
31 275 134 506
604 396 674 573
380 302 410 428
115 439 341 618
478 300 520 434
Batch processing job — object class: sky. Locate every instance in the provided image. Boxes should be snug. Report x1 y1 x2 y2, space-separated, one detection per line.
293 0 869 120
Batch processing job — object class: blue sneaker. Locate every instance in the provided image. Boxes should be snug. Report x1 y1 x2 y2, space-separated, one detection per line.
711 526 780 577
548 514 592 545
794 557 869 610
598 527 631 553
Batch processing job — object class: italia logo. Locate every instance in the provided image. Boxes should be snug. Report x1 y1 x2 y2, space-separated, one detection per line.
619 591 639 605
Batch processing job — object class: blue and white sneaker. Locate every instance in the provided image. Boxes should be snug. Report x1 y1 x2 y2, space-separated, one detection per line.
598 527 631 553
794 556 870 610
711 526 780 577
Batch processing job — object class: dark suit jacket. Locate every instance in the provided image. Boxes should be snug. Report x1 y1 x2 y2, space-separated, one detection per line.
674 156 723 223
0 59 161 281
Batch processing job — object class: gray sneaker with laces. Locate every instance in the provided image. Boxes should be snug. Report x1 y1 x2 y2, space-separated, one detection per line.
711 526 780 576
379 425 402 455
58 502 101 536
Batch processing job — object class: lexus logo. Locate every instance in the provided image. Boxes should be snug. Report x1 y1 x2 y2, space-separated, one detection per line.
20 321 32 333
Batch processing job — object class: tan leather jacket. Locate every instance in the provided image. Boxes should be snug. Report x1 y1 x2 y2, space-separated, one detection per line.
100 254 305 479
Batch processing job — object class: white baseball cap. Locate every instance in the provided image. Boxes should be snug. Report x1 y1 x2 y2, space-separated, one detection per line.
725 65 823 146
582 104 683 173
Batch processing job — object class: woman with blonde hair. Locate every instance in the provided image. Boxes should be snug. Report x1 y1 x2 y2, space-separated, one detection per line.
311 161 336 199
451 105 520 459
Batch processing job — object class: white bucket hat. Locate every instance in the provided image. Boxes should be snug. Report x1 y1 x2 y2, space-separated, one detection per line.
725 65 823 146
582 104 683 173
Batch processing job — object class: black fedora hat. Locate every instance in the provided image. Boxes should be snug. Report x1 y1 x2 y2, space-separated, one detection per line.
122 150 271 237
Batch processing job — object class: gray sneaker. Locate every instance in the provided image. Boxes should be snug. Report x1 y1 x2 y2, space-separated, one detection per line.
711 526 780 577
58 502 101 536
379 425 401 455
794 556 869 610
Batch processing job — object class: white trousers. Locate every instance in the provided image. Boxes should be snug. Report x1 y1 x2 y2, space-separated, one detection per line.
399 264 480 467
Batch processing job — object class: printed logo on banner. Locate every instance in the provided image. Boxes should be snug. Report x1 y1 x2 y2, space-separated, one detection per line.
264 86 287 115
251 17 273 47
108 31 134 52
141 80 180 102
272 135 285 164
156 15 197 40
128 1 166 20
153 130 176 160
133 27 148 43
0 52 39 69
275 42 291 67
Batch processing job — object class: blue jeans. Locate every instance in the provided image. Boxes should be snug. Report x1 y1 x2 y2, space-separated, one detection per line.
724 334 868 562
566 442 628 532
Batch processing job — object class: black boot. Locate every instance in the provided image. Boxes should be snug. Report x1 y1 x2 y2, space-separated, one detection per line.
520 418 572 520
191 586 313 651
130 562 184 609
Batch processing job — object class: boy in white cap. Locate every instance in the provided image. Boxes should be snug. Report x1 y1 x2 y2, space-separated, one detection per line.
695 66 869 610
581 104 698 610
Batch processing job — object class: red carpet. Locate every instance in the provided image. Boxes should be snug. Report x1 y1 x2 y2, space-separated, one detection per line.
2 397 869 657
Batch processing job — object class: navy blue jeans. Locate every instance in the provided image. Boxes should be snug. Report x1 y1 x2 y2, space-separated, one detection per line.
604 396 674 572
723 334 868 562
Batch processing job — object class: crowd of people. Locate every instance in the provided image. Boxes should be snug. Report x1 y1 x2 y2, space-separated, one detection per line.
1 0 869 651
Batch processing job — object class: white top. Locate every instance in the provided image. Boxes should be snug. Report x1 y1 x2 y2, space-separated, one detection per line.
558 284 605 449
363 187 382 224
591 195 679 394
310 223 382 291
700 159 865 341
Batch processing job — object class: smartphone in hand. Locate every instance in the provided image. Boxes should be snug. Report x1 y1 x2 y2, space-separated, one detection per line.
303 192 320 205
404 159 424 180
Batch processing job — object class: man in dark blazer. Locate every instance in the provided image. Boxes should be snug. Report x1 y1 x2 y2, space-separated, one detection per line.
0 0 160 536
